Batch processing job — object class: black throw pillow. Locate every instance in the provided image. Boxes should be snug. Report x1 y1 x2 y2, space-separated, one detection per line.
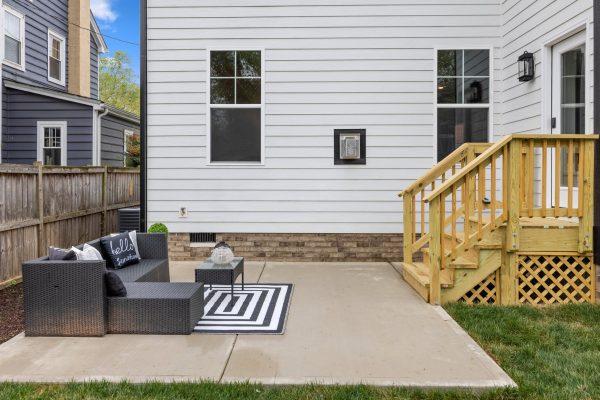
100 232 139 269
105 271 127 297
48 246 76 260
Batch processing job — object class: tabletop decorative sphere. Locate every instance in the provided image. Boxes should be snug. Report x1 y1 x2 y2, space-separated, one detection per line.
211 241 234 264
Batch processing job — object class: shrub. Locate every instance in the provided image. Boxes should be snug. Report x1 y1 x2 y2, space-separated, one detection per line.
148 223 168 234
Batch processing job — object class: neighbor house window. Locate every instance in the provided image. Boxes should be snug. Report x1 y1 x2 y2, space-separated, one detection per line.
37 121 67 166
47 30 66 85
436 49 490 160
3 6 25 70
124 129 134 166
208 50 263 163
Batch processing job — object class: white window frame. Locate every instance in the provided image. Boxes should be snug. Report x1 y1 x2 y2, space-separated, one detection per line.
433 46 494 162
124 129 134 166
3 5 25 71
206 48 265 166
47 29 66 86
37 121 67 166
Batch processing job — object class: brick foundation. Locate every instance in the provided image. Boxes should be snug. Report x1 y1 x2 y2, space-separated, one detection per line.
169 233 403 262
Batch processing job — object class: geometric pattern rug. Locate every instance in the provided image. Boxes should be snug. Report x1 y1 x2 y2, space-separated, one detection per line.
194 284 293 334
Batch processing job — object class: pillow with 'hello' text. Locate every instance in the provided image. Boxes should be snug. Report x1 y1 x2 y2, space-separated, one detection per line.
100 232 139 269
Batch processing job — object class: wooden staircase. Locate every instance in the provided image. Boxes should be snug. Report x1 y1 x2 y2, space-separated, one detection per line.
399 135 597 305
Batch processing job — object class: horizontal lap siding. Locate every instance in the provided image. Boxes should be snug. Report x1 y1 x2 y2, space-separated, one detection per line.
2 89 94 165
2 0 69 89
146 0 502 233
101 114 139 167
90 34 99 100
499 0 593 137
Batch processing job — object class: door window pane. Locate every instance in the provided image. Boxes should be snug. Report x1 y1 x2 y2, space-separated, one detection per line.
437 108 488 160
211 108 261 162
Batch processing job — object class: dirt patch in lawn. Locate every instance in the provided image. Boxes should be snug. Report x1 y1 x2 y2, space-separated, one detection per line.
0 284 24 344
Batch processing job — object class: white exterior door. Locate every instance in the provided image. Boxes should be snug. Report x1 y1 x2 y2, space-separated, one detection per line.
550 30 587 208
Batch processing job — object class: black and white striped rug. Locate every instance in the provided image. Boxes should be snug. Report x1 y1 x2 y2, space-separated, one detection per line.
194 284 293 334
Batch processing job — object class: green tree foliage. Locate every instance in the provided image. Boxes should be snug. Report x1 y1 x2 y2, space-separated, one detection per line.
100 51 140 116
125 132 140 167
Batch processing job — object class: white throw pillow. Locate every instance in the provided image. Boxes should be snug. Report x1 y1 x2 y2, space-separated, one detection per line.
71 245 103 261
110 231 141 260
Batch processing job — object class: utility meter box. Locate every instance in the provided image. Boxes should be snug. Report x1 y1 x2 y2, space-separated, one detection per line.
334 129 366 165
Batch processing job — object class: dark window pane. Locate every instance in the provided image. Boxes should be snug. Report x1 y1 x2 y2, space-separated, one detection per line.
464 78 489 104
43 148 61 166
562 46 585 76
438 50 462 76
210 79 235 104
237 51 261 77
210 51 235 77
561 106 585 134
562 77 585 104
437 78 461 104
236 78 261 104
464 50 489 76
211 108 261 162
437 108 488 161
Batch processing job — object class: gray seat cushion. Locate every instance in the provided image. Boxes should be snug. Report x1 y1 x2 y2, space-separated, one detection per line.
112 259 168 282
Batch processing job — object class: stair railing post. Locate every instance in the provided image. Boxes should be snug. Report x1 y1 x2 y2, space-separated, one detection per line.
579 139 594 253
429 196 442 305
506 138 521 252
403 191 414 263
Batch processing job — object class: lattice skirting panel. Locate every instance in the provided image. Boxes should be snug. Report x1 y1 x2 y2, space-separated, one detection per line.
460 271 498 304
517 254 595 305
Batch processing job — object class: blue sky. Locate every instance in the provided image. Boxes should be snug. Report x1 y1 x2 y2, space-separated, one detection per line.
91 0 140 80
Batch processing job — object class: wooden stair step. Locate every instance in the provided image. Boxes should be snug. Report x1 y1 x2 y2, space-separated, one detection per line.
449 252 478 269
401 262 454 288
444 232 501 249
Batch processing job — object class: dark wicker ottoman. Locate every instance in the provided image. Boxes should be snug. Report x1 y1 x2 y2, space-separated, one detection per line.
107 283 204 335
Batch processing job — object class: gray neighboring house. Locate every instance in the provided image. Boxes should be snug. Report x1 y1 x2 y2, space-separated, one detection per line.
0 0 140 167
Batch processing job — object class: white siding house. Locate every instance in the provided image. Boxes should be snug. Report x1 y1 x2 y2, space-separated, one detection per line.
144 0 594 252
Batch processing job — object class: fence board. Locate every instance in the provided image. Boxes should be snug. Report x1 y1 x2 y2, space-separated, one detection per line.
0 163 140 285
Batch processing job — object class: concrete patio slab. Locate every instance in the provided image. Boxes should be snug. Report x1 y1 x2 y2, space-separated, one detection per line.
222 262 515 388
0 261 515 388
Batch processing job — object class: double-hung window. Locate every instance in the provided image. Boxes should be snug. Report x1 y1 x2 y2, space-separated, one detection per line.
37 121 67 166
436 49 490 161
208 50 263 163
48 30 66 85
3 6 25 70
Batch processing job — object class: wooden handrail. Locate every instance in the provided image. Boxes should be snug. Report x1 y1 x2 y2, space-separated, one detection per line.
424 134 598 203
398 142 491 197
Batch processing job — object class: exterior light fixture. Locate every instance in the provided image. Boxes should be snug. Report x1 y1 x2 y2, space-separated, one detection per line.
518 51 535 82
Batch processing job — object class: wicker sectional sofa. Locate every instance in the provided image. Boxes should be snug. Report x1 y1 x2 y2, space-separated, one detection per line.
22 233 204 337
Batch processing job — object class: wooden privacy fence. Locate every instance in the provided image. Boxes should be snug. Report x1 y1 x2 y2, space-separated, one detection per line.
0 163 140 286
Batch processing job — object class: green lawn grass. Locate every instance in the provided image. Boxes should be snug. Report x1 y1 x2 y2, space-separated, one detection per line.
1 304 599 400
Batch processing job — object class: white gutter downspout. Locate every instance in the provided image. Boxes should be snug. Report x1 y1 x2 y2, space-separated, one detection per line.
93 105 109 165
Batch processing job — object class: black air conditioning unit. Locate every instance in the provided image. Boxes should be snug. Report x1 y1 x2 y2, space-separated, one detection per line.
118 207 140 232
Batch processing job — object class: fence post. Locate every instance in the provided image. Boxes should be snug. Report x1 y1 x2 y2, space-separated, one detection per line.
429 196 441 305
403 191 413 263
506 139 521 252
579 140 594 253
101 166 108 236
35 162 45 257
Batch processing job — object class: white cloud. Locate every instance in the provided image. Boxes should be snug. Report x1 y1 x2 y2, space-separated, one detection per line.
91 0 118 23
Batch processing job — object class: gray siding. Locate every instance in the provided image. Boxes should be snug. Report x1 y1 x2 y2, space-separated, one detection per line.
101 114 139 166
91 33 99 99
1 88 94 165
3 0 69 90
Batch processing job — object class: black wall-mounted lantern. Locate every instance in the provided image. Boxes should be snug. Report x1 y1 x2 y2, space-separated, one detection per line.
518 51 535 82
